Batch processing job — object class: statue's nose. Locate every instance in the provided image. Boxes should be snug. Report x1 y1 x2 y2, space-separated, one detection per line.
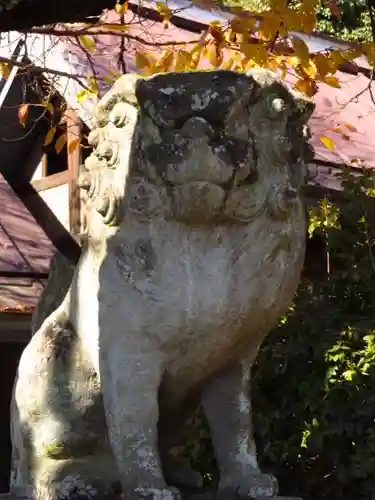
180 116 214 140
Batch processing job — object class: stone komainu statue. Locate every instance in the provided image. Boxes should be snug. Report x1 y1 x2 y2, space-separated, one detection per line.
10 69 314 500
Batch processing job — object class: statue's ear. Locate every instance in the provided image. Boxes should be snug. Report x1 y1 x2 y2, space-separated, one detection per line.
289 90 315 125
224 76 258 140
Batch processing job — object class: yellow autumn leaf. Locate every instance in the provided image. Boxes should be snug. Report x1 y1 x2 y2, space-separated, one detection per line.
155 49 175 73
266 57 278 72
230 17 256 34
174 50 192 72
115 1 128 15
342 47 362 61
102 69 121 84
188 45 204 69
135 51 156 75
282 7 301 31
323 75 341 88
328 49 346 70
18 103 29 127
362 42 375 65
300 12 316 34
292 36 310 63
294 78 316 97
85 77 99 97
68 138 81 155
305 61 318 80
287 56 300 68
280 62 287 80
258 17 280 41
156 1 172 21
204 43 223 68
0 62 10 79
103 76 115 84
254 46 268 67
79 35 96 52
312 53 331 79
241 43 268 67
234 31 250 44
344 123 358 132
55 133 67 154
221 56 235 70
270 0 287 13
44 127 56 147
76 89 90 104
209 20 221 28
299 0 320 14
320 135 336 151
224 28 236 44
45 102 54 115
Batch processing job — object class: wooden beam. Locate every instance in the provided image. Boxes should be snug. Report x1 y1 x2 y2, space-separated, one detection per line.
30 170 69 192
2 177 81 265
65 108 82 239
41 153 48 178
0 271 48 279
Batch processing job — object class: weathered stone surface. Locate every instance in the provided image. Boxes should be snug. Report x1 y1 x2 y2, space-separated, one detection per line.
31 251 76 335
10 69 314 500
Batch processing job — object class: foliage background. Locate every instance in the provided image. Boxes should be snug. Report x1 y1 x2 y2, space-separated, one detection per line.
253 170 375 500
224 0 373 42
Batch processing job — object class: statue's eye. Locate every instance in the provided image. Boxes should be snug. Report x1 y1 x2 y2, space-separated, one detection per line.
264 93 288 120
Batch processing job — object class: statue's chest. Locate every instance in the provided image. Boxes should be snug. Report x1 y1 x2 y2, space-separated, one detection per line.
106 219 305 354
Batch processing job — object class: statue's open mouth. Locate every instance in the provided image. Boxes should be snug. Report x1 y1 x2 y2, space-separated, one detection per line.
143 116 255 189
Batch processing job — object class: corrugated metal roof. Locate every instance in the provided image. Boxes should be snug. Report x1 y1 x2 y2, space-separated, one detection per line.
311 72 375 167
0 174 53 309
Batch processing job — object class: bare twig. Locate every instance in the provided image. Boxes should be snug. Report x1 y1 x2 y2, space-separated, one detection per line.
118 13 127 74
19 26 200 46
0 55 93 89
326 69 375 117
73 35 102 97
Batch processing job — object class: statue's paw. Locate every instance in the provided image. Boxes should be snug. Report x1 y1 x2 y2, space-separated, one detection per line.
46 473 119 500
219 472 278 498
131 486 181 500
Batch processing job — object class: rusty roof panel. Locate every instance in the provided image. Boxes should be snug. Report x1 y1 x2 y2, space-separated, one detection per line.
0 174 55 309
0 174 55 275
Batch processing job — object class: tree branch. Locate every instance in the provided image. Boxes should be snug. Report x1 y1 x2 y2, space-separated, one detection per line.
118 13 127 74
0 55 91 88
18 26 200 46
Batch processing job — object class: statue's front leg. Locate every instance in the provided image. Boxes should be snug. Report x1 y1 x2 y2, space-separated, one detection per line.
99 337 178 500
201 359 278 498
